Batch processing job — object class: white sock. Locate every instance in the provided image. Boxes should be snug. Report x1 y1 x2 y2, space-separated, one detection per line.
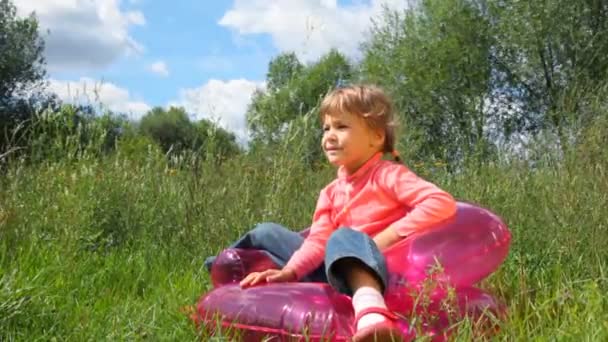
352 286 388 330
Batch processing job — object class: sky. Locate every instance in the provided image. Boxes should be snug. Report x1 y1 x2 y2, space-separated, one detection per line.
13 0 409 142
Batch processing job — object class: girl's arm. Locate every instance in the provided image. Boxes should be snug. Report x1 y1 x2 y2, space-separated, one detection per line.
240 188 335 287
379 163 457 239
282 188 335 280
373 227 402 251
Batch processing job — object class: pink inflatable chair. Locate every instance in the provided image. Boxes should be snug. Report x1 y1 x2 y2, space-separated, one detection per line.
193 202 511 341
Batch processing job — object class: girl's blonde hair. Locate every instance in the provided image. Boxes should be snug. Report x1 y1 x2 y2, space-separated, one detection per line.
319 84 401 161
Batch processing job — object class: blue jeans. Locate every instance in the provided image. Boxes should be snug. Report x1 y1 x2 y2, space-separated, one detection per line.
204 222 389 295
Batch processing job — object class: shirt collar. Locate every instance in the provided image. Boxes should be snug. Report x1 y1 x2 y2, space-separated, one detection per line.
337 152 383 181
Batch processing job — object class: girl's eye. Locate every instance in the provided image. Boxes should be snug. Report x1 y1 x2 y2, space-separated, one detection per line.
322 124 347 132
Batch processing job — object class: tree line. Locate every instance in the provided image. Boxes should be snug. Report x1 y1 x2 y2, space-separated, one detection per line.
2 0 607 167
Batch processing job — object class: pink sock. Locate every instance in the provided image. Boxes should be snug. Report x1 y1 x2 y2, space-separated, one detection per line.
352 286 388 330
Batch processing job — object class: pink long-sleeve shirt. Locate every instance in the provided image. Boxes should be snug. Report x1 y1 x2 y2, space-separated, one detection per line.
283 152 457 280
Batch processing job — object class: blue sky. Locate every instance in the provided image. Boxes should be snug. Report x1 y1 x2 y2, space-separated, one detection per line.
14 0 408 141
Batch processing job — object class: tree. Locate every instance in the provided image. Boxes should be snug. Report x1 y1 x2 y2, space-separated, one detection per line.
139 106 197 153
139 106 240 160
0 0 46 102
26 104 127 162
246 50 354 164
0 0 49 160
486 0 608 151
362 0 496 164
246 52 307 144
194 118 241 160
266 52 304 92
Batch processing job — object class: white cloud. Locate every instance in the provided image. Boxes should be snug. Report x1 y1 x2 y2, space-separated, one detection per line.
148 61 170 77
170 79 265 143
125 10 145 25
48 78 151 119
14 0 145 72
219 0 409 62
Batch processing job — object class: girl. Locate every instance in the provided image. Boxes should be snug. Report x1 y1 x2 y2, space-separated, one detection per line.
204 84 457 342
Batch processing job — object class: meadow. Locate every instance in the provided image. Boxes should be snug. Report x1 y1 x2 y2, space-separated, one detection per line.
1 122 607 341
2 0 608 339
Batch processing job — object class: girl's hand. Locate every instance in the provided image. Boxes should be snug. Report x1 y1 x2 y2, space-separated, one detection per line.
373 227 402 251
239 268 296 288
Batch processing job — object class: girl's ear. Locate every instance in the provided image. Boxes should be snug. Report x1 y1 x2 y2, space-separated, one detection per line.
372 128 386 149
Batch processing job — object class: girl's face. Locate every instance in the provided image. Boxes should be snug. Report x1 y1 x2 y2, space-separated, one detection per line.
321 111 384 174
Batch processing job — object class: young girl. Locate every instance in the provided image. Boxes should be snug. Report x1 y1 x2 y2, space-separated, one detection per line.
204 84 457 342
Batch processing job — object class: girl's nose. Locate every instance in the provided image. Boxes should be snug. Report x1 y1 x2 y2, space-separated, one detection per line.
324 131 337 141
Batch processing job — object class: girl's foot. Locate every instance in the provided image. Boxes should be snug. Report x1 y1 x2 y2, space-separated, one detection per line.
352 286 389 330
352 307 405 342
351 286 406 341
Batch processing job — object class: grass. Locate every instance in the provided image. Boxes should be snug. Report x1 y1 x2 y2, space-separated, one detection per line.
1 135 607 340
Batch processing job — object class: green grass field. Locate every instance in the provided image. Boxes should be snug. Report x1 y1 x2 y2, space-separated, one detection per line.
1 141 607 340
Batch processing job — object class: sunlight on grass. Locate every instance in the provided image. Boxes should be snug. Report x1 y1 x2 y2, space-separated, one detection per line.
1 132 607 340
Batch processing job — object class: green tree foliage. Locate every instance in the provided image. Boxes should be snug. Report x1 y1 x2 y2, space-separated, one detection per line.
486 0 608 146
246 49 354 164
194 118 241 160
3 0 606 169
359 0 608 164
0 0 46 102
139 107 196 153
0 0 48 153
24 104 129 163
266 52 304 92
139 106 240 160
362 0 497 164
